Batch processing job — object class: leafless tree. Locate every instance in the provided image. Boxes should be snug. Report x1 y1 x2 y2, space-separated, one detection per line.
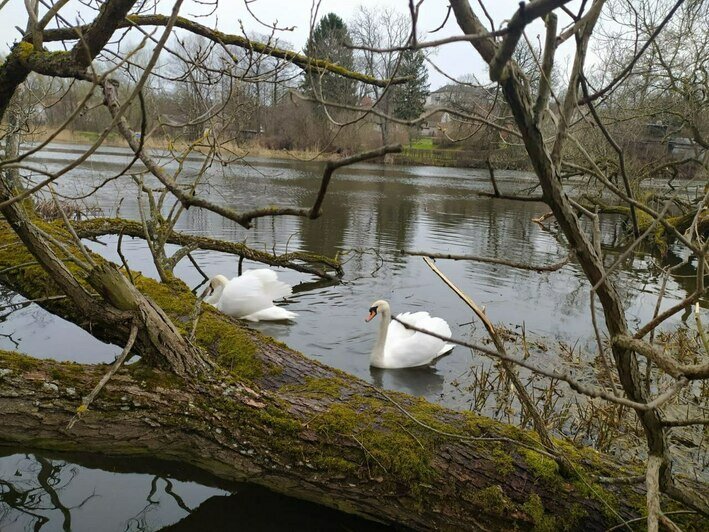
350 6 411 144
0 1 707 530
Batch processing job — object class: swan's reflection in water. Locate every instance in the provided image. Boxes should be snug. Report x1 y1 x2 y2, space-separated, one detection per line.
369 366 446 399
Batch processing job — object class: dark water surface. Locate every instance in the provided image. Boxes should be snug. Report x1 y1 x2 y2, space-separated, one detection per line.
0 449 392 531
1 143 704 530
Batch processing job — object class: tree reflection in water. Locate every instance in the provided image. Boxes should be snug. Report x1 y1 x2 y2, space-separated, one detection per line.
0 452 392 531
0 454 89 531
0 452 223 531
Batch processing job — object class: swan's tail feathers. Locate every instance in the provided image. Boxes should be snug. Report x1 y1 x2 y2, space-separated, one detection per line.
241 306 298 322
267 280 293 301
437 343 455 357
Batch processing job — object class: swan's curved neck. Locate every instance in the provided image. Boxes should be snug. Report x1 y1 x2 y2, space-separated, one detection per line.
370 303 391 367
205 277 227 306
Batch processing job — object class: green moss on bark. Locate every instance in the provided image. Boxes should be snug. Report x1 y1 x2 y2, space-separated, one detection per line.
522 448 562 486
522 493 557 531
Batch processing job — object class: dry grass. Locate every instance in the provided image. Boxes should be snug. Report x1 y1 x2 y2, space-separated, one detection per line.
34 197 102 221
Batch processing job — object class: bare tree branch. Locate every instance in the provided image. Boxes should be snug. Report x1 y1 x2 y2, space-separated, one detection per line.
402 250 571 272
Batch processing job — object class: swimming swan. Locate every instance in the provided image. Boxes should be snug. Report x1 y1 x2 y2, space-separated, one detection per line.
205 269 297 322
365 299 453 368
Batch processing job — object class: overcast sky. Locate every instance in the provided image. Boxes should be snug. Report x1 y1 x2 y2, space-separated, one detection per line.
0 0 582 89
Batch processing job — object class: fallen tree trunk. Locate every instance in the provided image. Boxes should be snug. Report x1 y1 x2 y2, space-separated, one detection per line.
0 349 651 531
0 221 699 531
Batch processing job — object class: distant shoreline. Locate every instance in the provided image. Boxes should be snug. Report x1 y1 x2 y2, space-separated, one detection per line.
24 129 532 170
25 129 334 164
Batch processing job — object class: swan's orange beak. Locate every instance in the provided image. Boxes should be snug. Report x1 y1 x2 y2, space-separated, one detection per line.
365 308 377 322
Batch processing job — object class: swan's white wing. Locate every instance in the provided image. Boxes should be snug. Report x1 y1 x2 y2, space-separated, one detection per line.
242 269 292 300
384 313 452 368
387 312 432 341
217 274 274 317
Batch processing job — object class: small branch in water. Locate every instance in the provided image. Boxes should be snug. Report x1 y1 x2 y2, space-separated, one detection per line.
308 144 402 220
339 247 386 279
402 250 571 272
67 323 139 430
475 192 544 202
485 156 500 197
532 211 555 225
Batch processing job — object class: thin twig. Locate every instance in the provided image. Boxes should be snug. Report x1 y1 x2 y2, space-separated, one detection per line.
66 323 139 430
695 303 709 356
606 511 697 532
188 286 210 343
187 253 209 282
363 382 559 460
597 475 645 485
662 418 709 427
48 185 95 269
420 257 573 476
391 314 689 412
0 295 66 312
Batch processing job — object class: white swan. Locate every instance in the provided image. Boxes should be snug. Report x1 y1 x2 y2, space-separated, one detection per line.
205 269 297 322
365 299 453 368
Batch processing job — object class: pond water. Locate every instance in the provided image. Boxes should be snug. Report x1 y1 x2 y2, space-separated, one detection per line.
1 143 705 529
0 449 391 531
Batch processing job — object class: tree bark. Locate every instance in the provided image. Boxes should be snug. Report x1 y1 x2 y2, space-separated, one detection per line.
448 0 680 507
0 348 654 532
73 218 344 279
0 220 698 531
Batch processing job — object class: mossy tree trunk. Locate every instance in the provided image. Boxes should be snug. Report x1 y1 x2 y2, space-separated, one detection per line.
1 220 701 531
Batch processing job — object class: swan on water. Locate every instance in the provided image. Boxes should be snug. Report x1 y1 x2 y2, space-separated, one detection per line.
365 299 453 368
205 269 297 322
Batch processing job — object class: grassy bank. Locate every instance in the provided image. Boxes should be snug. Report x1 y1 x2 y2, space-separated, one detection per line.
397 141 532 170
28 129 332 163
